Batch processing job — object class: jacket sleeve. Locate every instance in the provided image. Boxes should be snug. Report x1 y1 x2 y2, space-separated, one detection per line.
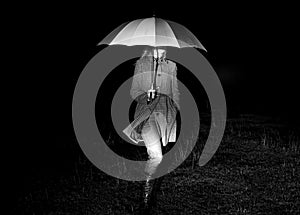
172 64 180 110
130 61 143 100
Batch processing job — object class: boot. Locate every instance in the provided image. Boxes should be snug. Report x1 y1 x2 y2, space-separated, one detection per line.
144 175 152 205
138 175 153 214
148 176 164 208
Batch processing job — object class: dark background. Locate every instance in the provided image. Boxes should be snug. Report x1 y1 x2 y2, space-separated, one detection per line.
7 3 298 207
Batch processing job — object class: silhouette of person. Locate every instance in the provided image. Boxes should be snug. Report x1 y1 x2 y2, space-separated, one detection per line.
122 47 180 207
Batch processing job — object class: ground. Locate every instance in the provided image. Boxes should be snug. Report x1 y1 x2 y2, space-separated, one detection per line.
12 115 300 214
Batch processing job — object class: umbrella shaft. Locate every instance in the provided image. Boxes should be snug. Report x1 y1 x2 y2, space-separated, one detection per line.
152 56 159 90
148 55 159 102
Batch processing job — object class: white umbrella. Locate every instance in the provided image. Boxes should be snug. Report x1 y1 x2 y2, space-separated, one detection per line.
98 17 207 95
98 17 207 51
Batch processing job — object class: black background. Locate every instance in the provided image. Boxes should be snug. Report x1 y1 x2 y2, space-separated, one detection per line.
7 3 298 206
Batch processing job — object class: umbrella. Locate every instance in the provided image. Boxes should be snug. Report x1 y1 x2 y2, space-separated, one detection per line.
98 17 207 102
98 17 207 51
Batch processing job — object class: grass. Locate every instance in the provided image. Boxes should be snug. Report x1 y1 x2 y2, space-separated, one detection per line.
13 114 300 214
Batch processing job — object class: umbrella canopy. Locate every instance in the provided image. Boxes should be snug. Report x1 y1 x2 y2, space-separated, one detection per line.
98 17 207 51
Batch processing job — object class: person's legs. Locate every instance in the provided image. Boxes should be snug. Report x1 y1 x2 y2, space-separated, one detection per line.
141 113 163 209
142 114 163 176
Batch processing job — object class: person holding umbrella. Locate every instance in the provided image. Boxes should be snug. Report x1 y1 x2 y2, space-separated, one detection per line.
98 16 207 213
122 46 180 210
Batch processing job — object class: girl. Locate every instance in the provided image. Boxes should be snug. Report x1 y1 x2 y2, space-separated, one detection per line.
123 47 180 212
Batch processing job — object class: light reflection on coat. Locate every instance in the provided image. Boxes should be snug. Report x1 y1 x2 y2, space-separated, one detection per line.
130 56 180 109
123 56 180 146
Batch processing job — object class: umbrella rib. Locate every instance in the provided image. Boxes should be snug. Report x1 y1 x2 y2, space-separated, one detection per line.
167 20 207 51
126 17 157 47
163 19 180 48
110 21 133 44
164 21 183 48
112 19 143 45
130 20 144 46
